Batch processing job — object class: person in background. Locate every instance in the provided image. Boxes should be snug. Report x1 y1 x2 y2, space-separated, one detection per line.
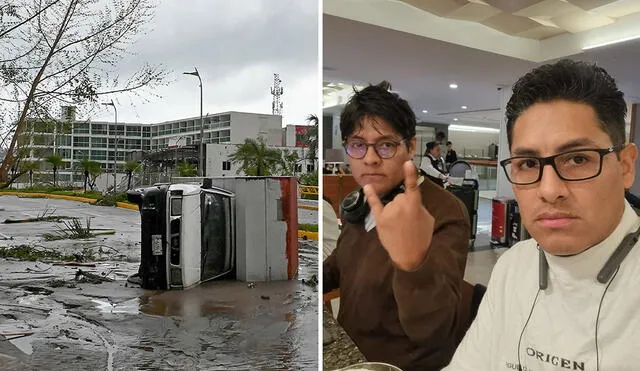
421 141 448 187
324 81 472 371
435 131 448 158
445 141 458 169
445 59 640 370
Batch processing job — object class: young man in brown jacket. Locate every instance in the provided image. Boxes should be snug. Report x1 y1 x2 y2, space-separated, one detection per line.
323 82 473 371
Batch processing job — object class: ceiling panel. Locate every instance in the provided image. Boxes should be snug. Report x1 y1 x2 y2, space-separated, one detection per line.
399 0 637 39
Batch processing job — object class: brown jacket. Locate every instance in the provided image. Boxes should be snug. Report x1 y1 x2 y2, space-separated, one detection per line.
324 178 472 371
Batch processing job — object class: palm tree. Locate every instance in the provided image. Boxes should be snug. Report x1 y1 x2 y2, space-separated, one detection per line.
303 114 318 163
78 158 102 192
45 154 65 187
279 149 299 176
19 161 40 188
123 160 140 190
177 161 197 177
86 162 102 191
228 138 282 176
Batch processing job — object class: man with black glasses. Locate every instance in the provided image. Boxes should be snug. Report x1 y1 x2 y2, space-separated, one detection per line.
323 81 473 371
446 60 640 370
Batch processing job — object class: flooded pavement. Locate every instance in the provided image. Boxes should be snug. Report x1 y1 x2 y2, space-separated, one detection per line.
0 196 319 370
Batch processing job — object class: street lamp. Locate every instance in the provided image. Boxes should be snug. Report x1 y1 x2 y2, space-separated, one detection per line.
102 99 117 192
183 67 204 177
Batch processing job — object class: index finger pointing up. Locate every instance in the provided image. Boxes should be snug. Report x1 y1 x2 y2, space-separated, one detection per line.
403 161 420 195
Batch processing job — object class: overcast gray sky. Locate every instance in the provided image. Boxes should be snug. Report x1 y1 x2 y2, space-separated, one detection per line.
94 0 318 127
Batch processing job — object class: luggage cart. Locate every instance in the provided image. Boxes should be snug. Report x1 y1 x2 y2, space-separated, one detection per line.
447 161 480 248
448 178 479 248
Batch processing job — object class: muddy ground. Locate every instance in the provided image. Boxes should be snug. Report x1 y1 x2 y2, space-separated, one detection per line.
0 195 318 370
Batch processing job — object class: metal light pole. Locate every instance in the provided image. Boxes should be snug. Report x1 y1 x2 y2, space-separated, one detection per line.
183 67 203 177
102 100 117 192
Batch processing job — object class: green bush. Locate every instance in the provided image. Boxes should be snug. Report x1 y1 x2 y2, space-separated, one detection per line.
96 192 131 206
4 186 103 200
298 223 318 232
298 172 318 186
1 186 129 205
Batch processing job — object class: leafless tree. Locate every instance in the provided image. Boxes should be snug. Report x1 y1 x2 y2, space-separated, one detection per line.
0 0 168 184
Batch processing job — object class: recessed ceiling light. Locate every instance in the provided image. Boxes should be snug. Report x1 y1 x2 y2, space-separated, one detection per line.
453 118 459 121
461 105 467 109
449 83 458 89
449 124 500 134
422 110 428 113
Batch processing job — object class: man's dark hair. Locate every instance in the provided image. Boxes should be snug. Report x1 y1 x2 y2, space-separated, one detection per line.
426 141 438 152
340 81 416 142
446 141 452 146
506 59 626 149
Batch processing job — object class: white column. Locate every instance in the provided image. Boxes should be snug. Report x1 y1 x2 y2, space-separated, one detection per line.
496 85 515 199
332 113 341 150
630 104 640 196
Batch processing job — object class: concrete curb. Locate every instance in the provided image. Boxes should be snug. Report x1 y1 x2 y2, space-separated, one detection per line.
0 191 140 211
298 205 319 211
0 191 98 204
115 202 139 211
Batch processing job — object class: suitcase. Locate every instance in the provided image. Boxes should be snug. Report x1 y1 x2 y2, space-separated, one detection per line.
448 179 479 248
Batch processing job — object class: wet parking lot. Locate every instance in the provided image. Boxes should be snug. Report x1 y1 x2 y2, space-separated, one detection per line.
0 195 318 370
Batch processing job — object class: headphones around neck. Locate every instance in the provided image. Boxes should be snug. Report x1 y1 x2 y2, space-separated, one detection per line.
538 222 640 290
520 221 640 371
340 168 426 224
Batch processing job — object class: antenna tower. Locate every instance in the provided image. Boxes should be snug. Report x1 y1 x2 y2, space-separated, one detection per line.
270 73 283 116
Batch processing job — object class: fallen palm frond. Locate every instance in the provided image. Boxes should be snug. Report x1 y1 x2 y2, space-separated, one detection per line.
4 206 71 224
42 217 115 241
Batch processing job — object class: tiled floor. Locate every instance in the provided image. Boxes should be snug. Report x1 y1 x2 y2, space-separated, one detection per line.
466 197 507 286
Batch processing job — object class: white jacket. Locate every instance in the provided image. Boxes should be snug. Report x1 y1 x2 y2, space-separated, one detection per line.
446 201 640 371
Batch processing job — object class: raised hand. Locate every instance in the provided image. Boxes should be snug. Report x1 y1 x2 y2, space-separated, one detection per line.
363 161 435 271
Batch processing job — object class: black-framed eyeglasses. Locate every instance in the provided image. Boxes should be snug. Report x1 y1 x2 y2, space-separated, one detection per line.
500 146 622 185
343 139 406 159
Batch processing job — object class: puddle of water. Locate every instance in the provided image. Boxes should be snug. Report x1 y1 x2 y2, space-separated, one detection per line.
0 240 319 370
138 286 239 317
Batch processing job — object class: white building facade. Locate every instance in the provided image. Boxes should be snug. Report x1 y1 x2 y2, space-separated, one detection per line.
205 143 317 178
20 111 284 186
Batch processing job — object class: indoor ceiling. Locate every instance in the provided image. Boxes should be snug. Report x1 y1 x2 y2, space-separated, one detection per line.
323 2 640 129
400 0 640 40
324 0 640 62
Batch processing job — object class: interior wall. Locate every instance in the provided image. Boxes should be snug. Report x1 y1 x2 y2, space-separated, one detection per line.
322 115 333 152
448 130 500 158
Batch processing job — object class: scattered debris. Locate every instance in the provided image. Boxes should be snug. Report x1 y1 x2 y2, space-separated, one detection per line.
75 269 114 284
47 279 69 288
301 274 318 287
22 286 54 296
43 217 115 241
26 264 53 273
1 332 34 341
0 245 73 262
4 206 71 224
260 295 270 300
129 345 154 352
247 282 256 289
52 262 97 267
